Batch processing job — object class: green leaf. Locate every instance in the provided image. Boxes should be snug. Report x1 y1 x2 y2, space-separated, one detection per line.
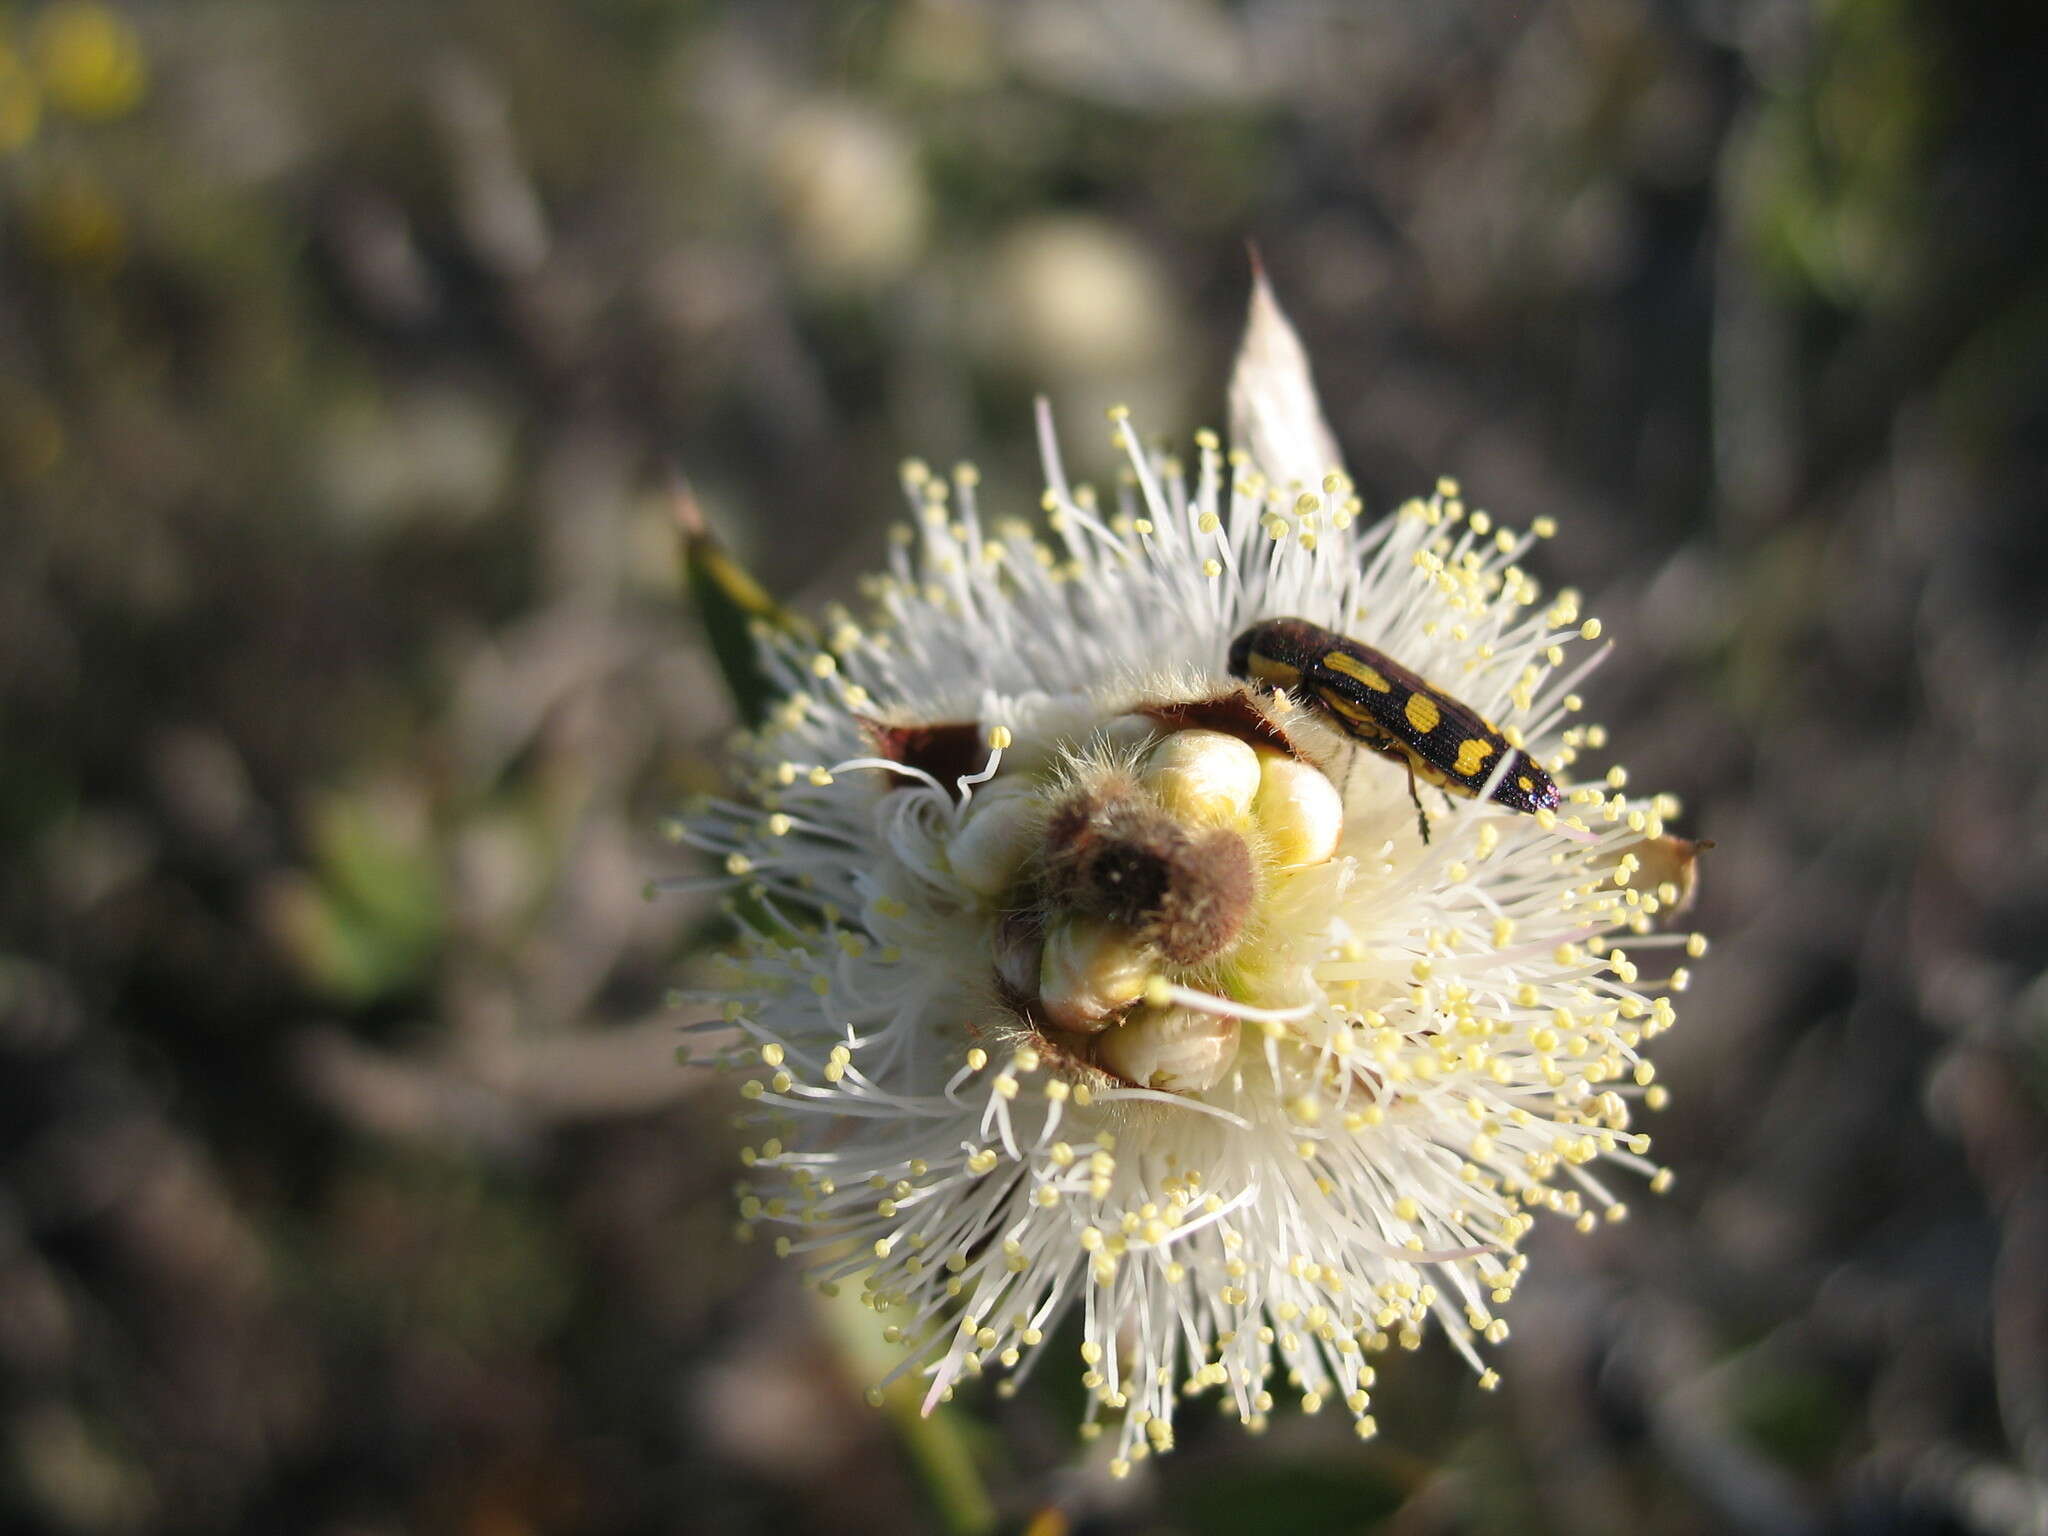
276 789 445 1005
674 479 810 729
815 1283 999 1536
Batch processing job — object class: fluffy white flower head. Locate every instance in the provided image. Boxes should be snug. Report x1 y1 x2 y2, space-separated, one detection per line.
677 278 1703 1470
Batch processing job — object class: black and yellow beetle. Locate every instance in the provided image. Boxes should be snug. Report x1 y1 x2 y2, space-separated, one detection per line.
1228 616 1559 838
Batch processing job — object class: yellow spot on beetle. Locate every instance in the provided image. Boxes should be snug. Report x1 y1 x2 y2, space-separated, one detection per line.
1517 775 1535 792
1405 692 1442 734
1316 689 1384 734
1454 738 1494 777
1325 651 1392 693
1250 653 1301 689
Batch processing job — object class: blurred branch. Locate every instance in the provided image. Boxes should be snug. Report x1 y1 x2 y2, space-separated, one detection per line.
1625 1300 1824 1536
293 1014 721 1153
1929 1044 2048 1481
1868 1442 2048 1536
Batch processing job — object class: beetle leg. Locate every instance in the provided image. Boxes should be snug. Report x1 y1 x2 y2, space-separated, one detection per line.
1405 757 1431 845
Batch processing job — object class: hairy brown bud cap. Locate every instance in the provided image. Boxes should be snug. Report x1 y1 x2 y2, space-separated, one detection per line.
1041 790 1254 966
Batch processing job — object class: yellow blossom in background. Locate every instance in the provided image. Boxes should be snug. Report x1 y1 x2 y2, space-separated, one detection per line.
0 43 41 151
24 166 124 268
32 1 146 122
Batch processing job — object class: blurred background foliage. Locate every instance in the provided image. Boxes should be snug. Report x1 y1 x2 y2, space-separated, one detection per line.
3 1 2046 1532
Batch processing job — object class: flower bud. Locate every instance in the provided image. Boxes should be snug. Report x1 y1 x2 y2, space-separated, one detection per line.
1606 833 1709 916
1142 728 1260 823
1251 752 1344 867
1038 917 1151 1031
991 910 1044 1000
1039 786 1254 965
947 781 1041 898
1096 1005 1240 1093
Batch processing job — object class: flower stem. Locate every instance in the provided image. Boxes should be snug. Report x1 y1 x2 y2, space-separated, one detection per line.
816 1284 998 1536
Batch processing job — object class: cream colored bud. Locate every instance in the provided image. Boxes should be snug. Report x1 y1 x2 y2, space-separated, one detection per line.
1252 753 1344 867
1143 729 1260 823
1096 1006 1240 1093
1038 917 1151 1031
947 781 1040 898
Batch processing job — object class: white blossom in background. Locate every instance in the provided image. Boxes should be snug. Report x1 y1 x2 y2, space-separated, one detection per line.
670 275 1704 1472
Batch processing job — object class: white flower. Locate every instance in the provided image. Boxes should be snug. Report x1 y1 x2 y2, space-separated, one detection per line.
671 275 1704 1472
